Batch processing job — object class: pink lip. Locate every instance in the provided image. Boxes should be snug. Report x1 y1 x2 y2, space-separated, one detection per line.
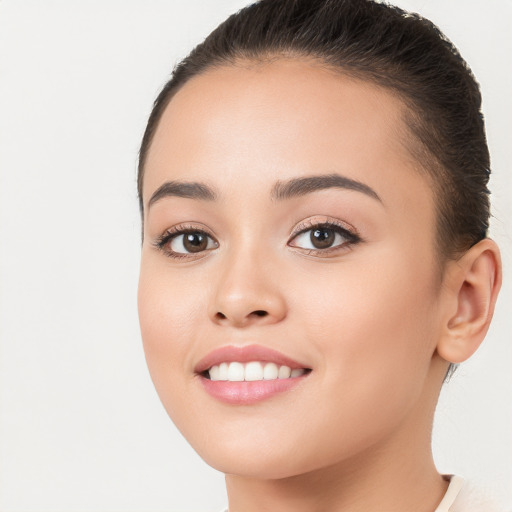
195 344 312 405
194 344 309 374
199 377 308 405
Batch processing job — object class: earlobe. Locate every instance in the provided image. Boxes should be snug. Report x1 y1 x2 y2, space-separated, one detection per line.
437 238 502 364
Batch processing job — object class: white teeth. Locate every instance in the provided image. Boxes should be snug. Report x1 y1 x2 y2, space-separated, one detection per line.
227 361 245 381
209 365 220 381
245 361 264 381
263 362 278 380
219 362 229 381
278 365 292 379
207 361 307 382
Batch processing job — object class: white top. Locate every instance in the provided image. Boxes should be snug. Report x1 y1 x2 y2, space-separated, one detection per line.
435 475 503 512
220 475 503 512
435 475 467 511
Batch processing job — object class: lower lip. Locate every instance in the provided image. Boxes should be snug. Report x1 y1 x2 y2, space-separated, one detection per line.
199 375 309 405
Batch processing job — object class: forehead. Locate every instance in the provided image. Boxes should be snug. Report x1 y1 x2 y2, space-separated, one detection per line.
143 58 434 225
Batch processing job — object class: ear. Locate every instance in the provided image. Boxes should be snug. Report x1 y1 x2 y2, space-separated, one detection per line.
437 238 502 364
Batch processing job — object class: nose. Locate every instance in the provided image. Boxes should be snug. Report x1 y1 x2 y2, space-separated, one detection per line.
209 247 287 328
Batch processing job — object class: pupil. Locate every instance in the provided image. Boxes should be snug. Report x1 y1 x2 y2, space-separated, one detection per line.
184 232 207 252
311 228 335 249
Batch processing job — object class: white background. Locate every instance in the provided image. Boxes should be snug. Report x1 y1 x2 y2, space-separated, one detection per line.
0 1 510 511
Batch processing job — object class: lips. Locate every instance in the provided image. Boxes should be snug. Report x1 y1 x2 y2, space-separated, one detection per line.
195 344 312 405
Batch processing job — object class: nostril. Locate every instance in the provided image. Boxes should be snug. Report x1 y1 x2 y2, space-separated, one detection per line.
214 309 269 324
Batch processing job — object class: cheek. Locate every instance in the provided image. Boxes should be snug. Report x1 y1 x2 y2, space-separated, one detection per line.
137 260 204 400
294 250 439 431
320 266 435 360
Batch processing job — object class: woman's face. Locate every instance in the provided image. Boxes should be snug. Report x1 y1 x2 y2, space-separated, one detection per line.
138 59 448 478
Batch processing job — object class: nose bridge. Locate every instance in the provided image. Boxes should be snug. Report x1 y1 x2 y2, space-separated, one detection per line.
210 233 287 327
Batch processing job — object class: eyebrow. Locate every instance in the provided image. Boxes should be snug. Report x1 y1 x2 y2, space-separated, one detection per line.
147 173 382 209
148 180 218 209
270 173 382 203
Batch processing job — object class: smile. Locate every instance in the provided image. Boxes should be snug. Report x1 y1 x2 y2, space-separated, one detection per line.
195 345 312 404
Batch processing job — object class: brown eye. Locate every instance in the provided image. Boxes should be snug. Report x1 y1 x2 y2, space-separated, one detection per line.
182 232 208 252
289 222 359 254
168 230 218 254
310 227 335 249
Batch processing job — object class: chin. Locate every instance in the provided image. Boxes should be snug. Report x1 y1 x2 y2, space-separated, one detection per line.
179 420 366 481
200 448 317 480
174 420 314 479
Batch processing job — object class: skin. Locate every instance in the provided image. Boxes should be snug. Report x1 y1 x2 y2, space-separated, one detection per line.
138 59 501 512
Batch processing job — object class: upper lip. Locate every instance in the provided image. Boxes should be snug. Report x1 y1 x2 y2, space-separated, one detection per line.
194 344 310 374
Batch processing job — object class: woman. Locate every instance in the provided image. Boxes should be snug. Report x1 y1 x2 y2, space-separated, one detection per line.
137 0 503 510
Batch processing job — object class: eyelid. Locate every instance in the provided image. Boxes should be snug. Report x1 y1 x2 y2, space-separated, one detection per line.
290 216 359 239
164 222 215 238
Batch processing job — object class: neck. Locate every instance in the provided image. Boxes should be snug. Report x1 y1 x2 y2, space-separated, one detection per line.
226 436 446 512
225 358 449 512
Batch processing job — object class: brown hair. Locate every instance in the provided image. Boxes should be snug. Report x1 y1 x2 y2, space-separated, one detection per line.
138 0 491 260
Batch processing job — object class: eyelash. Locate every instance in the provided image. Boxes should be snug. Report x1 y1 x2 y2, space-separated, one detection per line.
290 219 361 257
153 223 218 260
153 220 361 260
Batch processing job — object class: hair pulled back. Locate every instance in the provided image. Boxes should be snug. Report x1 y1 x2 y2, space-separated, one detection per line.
138 0 491 260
